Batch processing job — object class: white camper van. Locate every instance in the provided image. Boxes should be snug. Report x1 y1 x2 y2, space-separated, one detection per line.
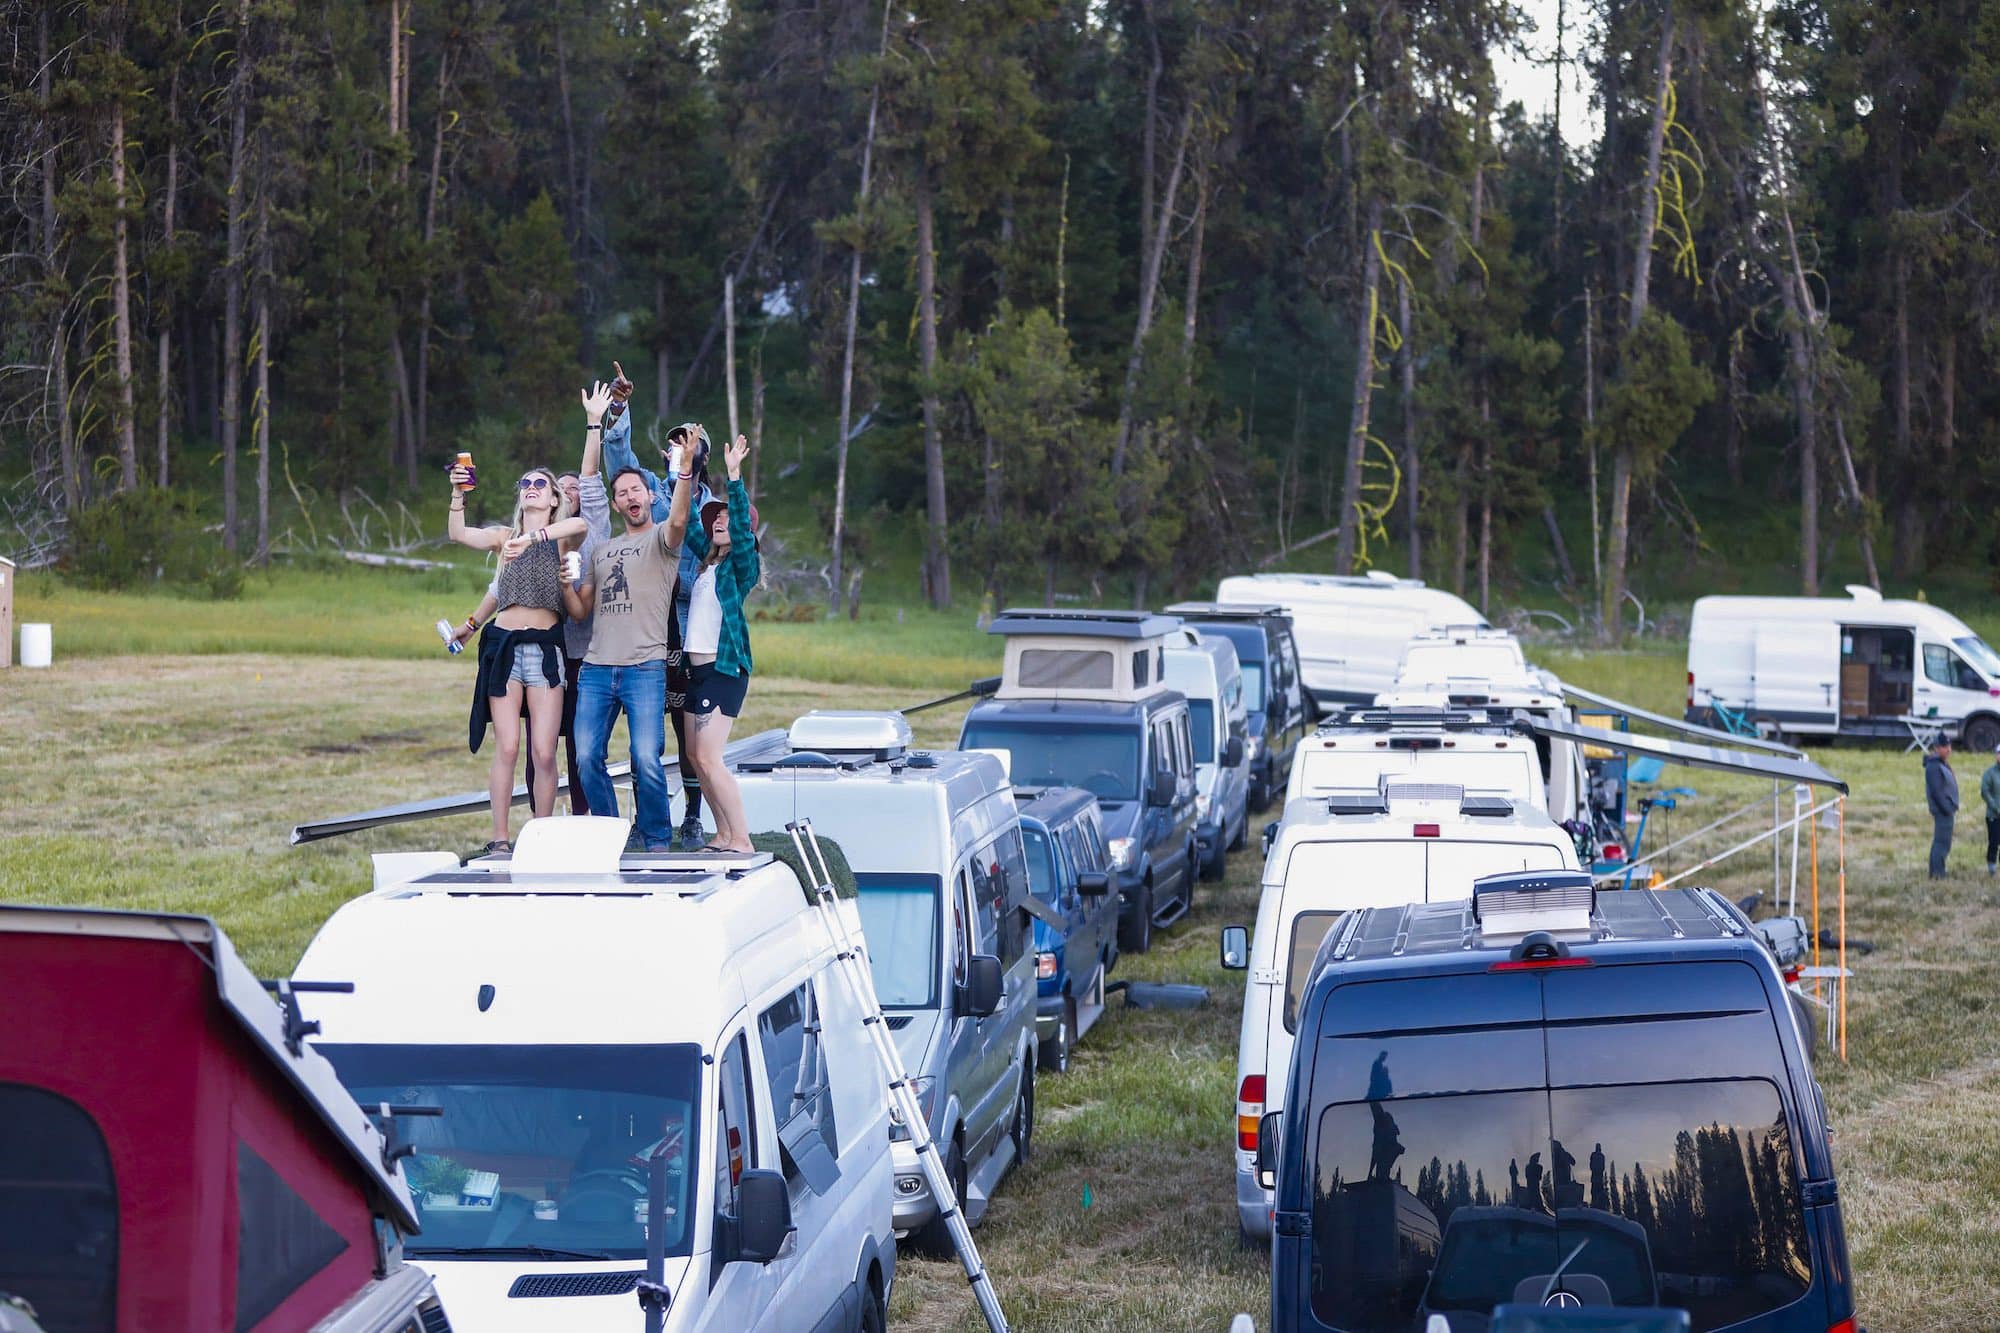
1283 706 1550 813
1391 625 1545 693
296 820 897 1333
1218 784 1581 1240
1687 586 2000 751
734 712 1039 1254
1213 571 1485 709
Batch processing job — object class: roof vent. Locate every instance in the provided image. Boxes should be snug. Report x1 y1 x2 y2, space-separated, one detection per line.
1383 781 1464 804
1472 869 1595 939
1845 584 1882 604
1327 793 1390 816
787 710 914 759
510 815 630 876
1458 795 1513 817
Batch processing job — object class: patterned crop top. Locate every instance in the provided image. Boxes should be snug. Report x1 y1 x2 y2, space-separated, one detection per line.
494 538 565 614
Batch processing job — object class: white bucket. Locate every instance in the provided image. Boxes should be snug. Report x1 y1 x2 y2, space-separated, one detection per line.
19 623 51 669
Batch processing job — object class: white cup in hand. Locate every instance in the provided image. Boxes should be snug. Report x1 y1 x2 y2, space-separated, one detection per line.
667 444 684 477
564 550 583 583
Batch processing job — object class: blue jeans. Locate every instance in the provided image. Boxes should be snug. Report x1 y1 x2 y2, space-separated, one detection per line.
576 661 672 849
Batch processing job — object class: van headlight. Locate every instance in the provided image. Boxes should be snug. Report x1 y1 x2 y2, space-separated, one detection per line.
1036 951 1059 980
888 1076 938 1142
1194 792 1212 819
1108 837 1137 870
1245 735 1263 762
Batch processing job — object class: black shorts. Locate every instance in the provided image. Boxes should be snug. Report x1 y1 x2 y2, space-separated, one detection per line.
686 662 748 718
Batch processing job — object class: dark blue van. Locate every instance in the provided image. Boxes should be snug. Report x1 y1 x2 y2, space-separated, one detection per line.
1251 876 1855 1333
1016 787 1119 1073
1165 602 1310 809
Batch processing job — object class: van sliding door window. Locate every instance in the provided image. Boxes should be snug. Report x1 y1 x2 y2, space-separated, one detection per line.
757 985 840 1195
985 829 1031 967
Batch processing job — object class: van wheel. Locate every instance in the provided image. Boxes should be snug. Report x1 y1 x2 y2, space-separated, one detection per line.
1119 881 1154 954
1011 1059 1036 1167
912 1134 967 1258
860 1272 887 1333
1965 715 2000 755
1039 997 1076 1074
1201 837 1227 881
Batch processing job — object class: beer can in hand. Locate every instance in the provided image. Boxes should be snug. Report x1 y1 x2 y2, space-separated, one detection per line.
564 550 583 584
455 451 477 492
435 619 465 655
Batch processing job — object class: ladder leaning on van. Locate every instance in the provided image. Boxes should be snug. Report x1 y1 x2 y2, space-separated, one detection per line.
785 820 1012 1333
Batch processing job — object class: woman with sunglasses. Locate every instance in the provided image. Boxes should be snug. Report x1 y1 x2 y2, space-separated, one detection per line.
446 462 589 852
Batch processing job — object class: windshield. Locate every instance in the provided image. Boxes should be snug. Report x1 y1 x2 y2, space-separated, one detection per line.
1189 700 1216 763
854 872 942 1008
1307 1078 1808 1331
1954 635 2000 680
962 723 1140 800
318 1043 700 1261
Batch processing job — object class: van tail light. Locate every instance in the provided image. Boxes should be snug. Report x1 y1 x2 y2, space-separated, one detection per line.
1413 823 1441 838
1601 842 1625 863
1783 966 1801 985
1237 1075 1266 1152
1687 670 1695 712
1825 1320 1856 1333
1490 956 1594 972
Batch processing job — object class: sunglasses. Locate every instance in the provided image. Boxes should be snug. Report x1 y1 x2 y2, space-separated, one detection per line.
517 476 551 491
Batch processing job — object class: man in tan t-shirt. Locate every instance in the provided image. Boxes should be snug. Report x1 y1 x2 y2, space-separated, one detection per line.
572 409 697 849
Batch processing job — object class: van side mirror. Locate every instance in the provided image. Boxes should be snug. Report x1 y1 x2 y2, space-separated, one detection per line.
1262 821 1280 855
1148 770 1177 807
961 954 1003 1017
1255 1112 1281 1191
1220 925 1249 970
1077 870 1111 897
735 1169 796 1263
1224 736 1245 767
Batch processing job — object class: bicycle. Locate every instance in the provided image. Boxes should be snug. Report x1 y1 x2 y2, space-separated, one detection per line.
1699 690 1760 738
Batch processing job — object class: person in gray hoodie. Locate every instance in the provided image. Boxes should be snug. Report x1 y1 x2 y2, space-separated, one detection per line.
1982 744 2000 874
1925 739 1959 878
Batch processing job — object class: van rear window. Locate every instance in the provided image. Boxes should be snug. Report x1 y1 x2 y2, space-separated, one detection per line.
1305 1078 1810 1331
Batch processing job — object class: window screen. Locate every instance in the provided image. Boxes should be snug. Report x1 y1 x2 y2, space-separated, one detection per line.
1018 648 1113 689
235 1141 349 1331
757 986 839 1196
0 1084 118 1333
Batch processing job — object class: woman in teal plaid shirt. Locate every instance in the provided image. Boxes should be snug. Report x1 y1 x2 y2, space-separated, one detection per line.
682 432 761 853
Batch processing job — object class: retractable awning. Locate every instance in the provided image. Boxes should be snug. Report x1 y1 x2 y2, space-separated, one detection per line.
1562 681 1803 757
1514 716 1846 792
290 729 788 845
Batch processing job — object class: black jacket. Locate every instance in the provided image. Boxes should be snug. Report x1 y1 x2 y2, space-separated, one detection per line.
1925 752 1960 818
469 622 566 753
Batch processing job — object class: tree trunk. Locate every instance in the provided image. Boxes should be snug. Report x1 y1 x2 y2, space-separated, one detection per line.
1724 327 1743 486
1111 104 1193 478
111 100 139 492
1604 447 1633 640
1830 411 1880 590
748 343 765 504
1477 401 1492 614
157 58 181 486
416 47 450 473
255 190 272 565
1783 310 1819 595
829 0 892 614
38 3 80 516
655 277 670 416
724 271 740 443
1400 279 1420 579
983 429 1003 601
1449 442 1470 597
1138 0 1162 266
915 169 950 608
391 337 418 490
1583 284 1601 600
1627 7 1675 336
1542 507 1576 585
1334 197 1386 572
221 0 252 550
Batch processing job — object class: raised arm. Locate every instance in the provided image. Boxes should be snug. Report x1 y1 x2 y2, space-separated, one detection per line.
446 467 504 551
579 379 611 479
722 435 760 586
661 458 697 551
502 516 589 561
600 365 669 525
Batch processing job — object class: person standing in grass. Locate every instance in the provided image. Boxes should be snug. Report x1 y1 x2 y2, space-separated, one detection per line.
445 460 590 852
570 378 699 851
681 433 759 853
1982 744 2000 875
1925 739 1959 879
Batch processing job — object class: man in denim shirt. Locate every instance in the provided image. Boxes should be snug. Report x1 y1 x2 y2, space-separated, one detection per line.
601 369 714 849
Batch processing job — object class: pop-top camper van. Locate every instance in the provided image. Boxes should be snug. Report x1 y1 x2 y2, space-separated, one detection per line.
1688 586 2000 751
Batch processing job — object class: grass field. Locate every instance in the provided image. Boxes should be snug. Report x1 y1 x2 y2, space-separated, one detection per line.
5 591 2000 1329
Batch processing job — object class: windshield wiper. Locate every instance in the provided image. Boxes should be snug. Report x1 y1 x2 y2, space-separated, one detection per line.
408 1244 621 1262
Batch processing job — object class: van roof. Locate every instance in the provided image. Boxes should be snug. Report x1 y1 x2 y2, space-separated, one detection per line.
1691 591 1977 634
988 607 1183 639
298 849 825 1046
965 692 1185 724
1314 704 1531 735
1308 887 1763 987
1164 600 1288 621
1276 783 1565 842
1014 785 1099 825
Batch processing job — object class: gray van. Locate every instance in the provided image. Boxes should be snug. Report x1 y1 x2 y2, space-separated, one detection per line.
735 711 1038 1257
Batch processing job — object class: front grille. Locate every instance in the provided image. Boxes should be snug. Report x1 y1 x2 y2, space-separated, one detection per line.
506 1271 643 1299
418 1300 453 1332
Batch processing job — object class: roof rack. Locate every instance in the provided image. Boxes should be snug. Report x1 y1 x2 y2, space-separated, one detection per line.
987 607 1182 639
1163 600 1287 619
1322 779 1517 818
1318 706 1518 732
402 848 779 896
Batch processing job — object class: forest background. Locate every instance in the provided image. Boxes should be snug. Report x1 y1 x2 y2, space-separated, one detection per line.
6 0 2000 631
